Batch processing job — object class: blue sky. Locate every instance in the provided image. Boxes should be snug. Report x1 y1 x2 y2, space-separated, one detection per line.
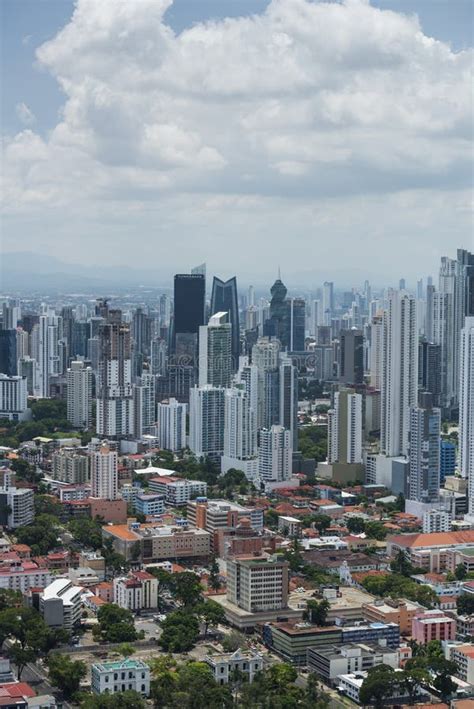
2 0 472 284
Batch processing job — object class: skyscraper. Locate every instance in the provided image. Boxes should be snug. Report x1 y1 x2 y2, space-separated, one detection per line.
323 281 334 326
67 361 93 429
369 314 383 389
252 337 280 429
172 273 205 354
33 310 61 398
222 385 258 482
96 319 134 438
258 425 292 483
157 398 187 452
189 385 225 462
328 389 363 465
210 276 240 367
459 318 474 514
0 330 17 377
287 298 306 351
199 312 232 388
339 328 364 385
418 340 442 408
90 444 118 500
407 392 441 503
264 277 288 344
381 291 418 457
133 373 156 438
279 354 298 450
151 337 167 376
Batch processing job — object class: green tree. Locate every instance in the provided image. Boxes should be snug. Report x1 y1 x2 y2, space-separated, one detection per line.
305 672 330 708
159 611 199 652
69 517 103 549
95 604 137 643
221 630 246 652
7 644 36 680
455 563 467 580
171 572 202 608
365 520 388 541
197 599 226 637
10 458 41 483
346 517 366 534
149 568 173 612
359 665 399 709
0 589 22 611
401 665 429 704
47 653 87 698
390 549 413 576
312 515 331 534
150 656 178 709
457 593 474 616
303 599 330 626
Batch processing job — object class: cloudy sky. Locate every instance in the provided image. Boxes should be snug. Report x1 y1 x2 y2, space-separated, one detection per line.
2 0 473 287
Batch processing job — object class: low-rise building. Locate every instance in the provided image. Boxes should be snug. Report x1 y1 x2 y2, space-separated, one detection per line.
102 523 211 562
204 650 263 685
386 531 474 572
40 578 83 630
362 599 423 636
278 516 302 537
0 480 34 529
307 642 399 685
451 644 474 684
91 659 150 696
0 560 53 593
134 493 165 517
411 610 456 644
446 547 474 575
77 551 105 581
263 622 342 665
148 476 207 505
113 571 158 611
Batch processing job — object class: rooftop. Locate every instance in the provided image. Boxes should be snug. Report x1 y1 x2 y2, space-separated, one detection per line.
388 531 474 548
93 658 149 672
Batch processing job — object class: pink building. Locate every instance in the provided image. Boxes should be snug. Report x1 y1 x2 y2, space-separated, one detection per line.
411 610 456 645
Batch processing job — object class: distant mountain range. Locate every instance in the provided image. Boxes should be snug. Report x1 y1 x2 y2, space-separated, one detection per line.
1 251 393 293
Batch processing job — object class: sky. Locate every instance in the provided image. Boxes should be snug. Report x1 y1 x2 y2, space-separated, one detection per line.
1 0 473 287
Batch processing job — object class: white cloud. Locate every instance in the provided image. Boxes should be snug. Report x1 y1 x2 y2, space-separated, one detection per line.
2 0 472 280
15 102 36 126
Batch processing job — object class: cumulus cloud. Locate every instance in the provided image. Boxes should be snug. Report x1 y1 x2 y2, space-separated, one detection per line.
15 102 36 126
2 0 472 280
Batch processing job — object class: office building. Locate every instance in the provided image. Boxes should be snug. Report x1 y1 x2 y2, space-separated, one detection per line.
422 509 452 534
279 354 298 450
67 360 93 429
0 374 29 422
411 610 456 645
157 398 186 451
18 356 37 395
407 392 441 503
308 643 398 686
148 476 207 505
328 389 363 465
460 318 474 514
0 330 17 377
131 307 152 358
96 320 134 438
134 493 165 517
199 312 232 388
188 498 264 536
133 373 156 438
40 578 83 630
2 301 20 330
440 440 456 483
258 425 292 483
381 291 418 457
90 445 118 500
172 273 205 354
189 385 225 462
263 276 288 345
287 298 306 351
51 449 90 485
102 523 211 562
210 276 240 368
418 340 442 407
150 337 167 376
0 479 34 529
227 555 289 613
32 310 62 398
91 659 150 697
323 281 334 326
339 329 364 385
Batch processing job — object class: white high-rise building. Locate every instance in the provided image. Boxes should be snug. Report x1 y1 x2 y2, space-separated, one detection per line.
236 357 258 416
18 357 37 396
328 389 363 464
369 314 383 389
199 312 232 388
32 310 61 398
90 445 118 500
309 300 322 338
223 387 257 460
67 361 93 429
157 398 186 451
460 318 474 514
381 291 418 457
189 386 225 462
258 425 292 483
16 328 29 365
323 282 334 326
133 373 155 438
0 374 29 422
150 338 167 376
2 302 20 330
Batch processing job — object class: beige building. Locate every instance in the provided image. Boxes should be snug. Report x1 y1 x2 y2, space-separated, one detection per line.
51 448 89 484
227 555 289 613
102 523 210 562
362 599 422 636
